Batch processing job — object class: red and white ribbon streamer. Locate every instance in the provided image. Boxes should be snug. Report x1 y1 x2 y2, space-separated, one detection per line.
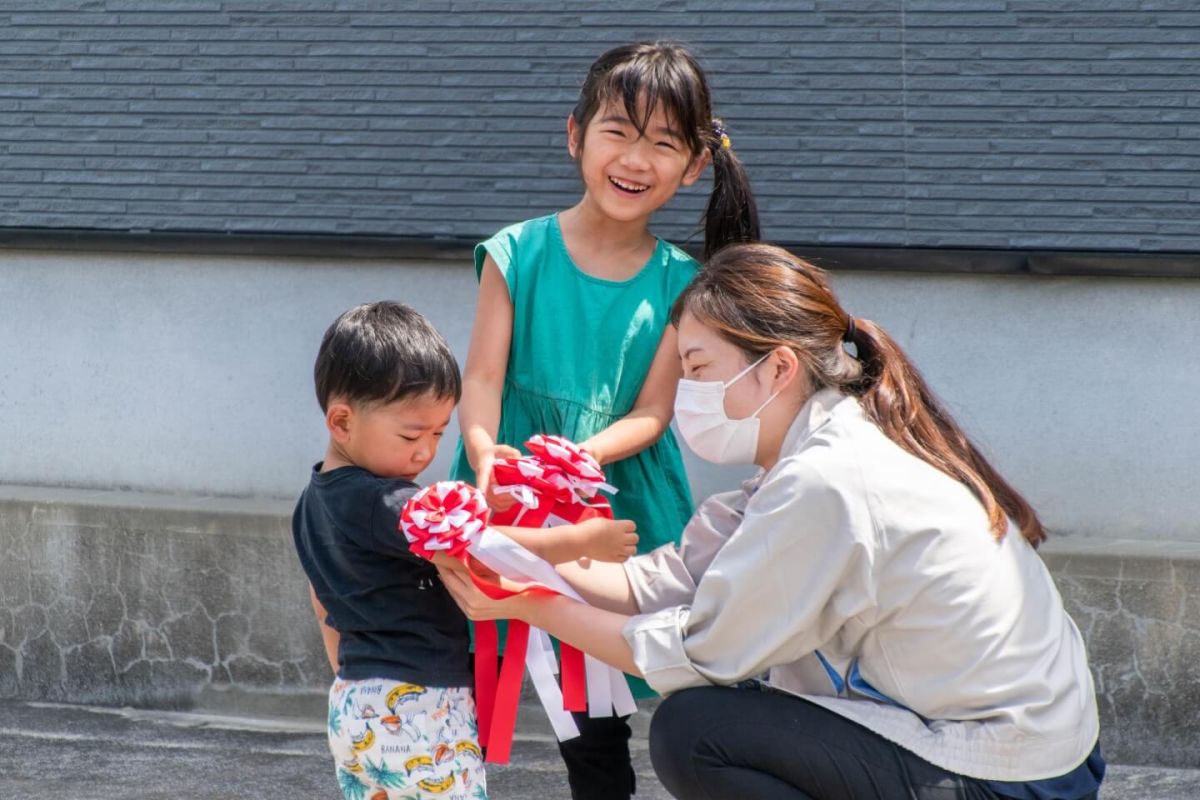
487 438 636 724
400 481 635 764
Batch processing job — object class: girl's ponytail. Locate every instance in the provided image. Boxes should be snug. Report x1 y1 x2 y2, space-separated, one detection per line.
849 318 1046 547
704 130 760 259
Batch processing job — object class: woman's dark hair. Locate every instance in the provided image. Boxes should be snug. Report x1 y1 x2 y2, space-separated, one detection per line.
314 301 461 412
571 41 760 259
671 243 1046 548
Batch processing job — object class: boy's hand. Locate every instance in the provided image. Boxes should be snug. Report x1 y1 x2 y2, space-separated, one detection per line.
575 517 638 563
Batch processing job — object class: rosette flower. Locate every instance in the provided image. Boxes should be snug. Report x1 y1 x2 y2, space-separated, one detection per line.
523 434 615 518
490 454 580 527
400 481 489 561
524 434 604 483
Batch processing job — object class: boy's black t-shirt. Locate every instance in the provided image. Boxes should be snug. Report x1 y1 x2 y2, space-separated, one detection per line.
292 464 472 687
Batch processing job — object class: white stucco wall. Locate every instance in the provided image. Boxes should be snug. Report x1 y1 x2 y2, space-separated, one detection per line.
2 248 1196 542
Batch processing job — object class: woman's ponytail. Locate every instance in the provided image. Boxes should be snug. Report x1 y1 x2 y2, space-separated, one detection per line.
849 319 1046 547
703 136 760 259
674 242 1047 549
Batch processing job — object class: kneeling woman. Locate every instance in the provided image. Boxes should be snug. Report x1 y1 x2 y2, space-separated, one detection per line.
440 243 1104 800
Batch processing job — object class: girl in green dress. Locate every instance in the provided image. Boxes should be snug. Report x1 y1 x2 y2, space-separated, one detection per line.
451 42 760 800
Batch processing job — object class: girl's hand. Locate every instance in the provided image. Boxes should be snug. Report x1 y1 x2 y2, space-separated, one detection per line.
578 439 605 466
436 566 532 622
476 444 522 510
575 517 638 563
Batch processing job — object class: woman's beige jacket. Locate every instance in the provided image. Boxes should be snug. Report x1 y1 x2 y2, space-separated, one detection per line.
622 389 1099 781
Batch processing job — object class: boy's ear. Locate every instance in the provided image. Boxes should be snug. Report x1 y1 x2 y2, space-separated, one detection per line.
566 114 581 159
325 401 354 443
681 148 712 187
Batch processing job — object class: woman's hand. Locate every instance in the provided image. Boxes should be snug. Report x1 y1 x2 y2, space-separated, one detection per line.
574 517 638 563
441 565 641 676
475 443 522 511
436 566 533 622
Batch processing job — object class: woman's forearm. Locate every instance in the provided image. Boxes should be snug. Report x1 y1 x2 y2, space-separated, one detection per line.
436 568 645 679
523 594 641 677
556 558 640 615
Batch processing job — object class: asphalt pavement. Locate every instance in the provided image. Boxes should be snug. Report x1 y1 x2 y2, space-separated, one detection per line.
0 700 1195 799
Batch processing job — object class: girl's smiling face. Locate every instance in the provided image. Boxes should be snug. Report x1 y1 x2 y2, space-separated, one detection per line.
567 97 710 224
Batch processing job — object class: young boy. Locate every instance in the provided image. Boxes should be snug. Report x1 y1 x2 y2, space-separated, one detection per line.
293 302 635 800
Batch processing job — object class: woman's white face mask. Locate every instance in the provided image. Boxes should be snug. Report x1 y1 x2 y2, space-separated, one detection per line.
674 353 781 465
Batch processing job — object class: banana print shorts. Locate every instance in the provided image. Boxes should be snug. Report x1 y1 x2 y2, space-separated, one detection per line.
327 678 487 800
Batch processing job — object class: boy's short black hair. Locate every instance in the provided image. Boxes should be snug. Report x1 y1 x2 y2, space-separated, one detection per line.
314 301 461 412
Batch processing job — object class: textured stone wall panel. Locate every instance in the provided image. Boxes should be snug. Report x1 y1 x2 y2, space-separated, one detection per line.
0 496 328 710
1045 549 1200 769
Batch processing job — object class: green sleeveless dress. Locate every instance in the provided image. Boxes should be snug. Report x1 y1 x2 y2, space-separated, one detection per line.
449 214 698 697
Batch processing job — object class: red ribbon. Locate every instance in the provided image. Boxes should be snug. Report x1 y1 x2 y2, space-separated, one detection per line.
473 620 497 748
486 437 617 717
401 448 617 763
560 643 588 713
400 482 530 764
485 620 529 764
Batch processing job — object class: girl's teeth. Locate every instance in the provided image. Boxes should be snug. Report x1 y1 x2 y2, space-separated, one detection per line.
611 178 647 192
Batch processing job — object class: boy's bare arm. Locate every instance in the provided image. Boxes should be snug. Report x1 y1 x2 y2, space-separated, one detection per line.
309 584 340 675
494 517 637 565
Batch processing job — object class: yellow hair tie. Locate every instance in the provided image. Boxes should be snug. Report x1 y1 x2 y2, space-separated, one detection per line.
712 119 732 152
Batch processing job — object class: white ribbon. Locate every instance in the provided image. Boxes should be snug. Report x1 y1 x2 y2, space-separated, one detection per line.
469 528 637 734
525 627 579 741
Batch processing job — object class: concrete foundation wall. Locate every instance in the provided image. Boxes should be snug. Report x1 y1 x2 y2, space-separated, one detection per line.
0 487 323 714
0 486 1196 768
1042 541 1200 769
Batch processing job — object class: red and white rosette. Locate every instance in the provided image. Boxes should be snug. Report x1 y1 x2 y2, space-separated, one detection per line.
489 455 566 529
400 481 486 560
523 435 616 522
400 481 635 764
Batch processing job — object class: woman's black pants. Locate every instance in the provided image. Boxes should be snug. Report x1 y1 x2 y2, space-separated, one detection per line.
648 685 1094 800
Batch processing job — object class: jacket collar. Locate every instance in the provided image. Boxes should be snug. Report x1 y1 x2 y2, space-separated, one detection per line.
780 387 855 456
742 388 857 495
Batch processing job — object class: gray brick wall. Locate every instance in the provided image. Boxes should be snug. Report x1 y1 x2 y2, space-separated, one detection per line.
1 1 1197 251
